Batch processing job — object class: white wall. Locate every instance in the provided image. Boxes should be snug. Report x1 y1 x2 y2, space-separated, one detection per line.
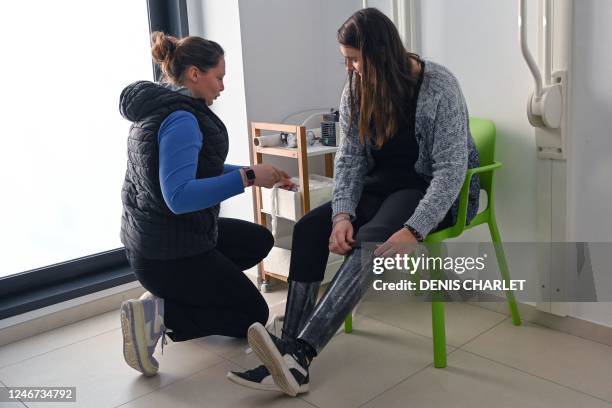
237 0 362 191
186 0 252 219
238 0 361 124
566 0 612 326
570 0 612 242
419 0 541 243
417 0 611 327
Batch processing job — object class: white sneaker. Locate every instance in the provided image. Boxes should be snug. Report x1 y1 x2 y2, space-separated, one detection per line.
245 314 283 355
120 294 166 376
139 291 154 300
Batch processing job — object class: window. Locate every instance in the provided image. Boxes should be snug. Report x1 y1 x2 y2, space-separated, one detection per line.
0 1 152 278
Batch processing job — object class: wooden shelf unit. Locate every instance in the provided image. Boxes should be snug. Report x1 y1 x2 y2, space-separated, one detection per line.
250 122 336 291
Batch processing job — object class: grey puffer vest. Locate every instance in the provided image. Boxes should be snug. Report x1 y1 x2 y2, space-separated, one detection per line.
119 81 229 259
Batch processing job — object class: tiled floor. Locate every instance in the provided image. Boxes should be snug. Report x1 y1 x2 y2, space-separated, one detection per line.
1 288 611 408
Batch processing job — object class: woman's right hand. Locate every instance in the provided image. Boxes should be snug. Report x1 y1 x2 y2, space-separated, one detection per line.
250 164 291 188
329 219 355 255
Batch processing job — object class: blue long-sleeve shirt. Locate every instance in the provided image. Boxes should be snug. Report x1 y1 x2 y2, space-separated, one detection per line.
158 110 245 214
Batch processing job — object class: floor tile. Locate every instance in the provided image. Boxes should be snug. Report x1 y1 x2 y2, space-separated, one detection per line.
462 319 612 402
228 315 455 408
0 311 119 369
357 299 507 347
192 335 249 358
0 329 223 408
120 360 315 408
362 350 612 408
191 298 287 358
0 380 26 407
0 401 25 408
1 282 610 408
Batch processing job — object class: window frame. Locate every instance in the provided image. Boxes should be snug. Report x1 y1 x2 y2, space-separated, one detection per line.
0 0 189 320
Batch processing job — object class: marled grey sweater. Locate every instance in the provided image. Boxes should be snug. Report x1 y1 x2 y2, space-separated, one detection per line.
332 60 480 238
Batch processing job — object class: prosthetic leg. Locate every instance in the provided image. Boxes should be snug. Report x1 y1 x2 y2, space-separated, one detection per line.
281 280 321 340
298 248 374 354
227 279 320 394
244 248 375 396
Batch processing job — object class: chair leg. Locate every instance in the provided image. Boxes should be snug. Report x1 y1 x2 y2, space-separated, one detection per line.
344 314 353 333
341 254 354 334
432 300 447 368
428 242 447 368
488 218 522 326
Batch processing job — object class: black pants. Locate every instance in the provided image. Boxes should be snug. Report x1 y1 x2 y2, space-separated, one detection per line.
126 218 273 342
289 188 454 282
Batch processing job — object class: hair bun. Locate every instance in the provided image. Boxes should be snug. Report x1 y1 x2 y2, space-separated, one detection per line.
151 31 178 63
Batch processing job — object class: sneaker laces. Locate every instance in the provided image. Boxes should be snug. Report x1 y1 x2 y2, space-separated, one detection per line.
294 340 315 367
160 329 168 355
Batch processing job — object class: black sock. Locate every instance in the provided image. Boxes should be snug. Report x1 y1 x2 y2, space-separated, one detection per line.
296 339 317 363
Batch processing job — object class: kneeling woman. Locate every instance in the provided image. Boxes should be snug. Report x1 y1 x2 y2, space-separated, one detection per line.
119 32 290 376
228 8 480 396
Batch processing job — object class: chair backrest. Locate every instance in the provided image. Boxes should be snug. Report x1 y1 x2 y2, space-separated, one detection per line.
468 117 497 201
426 118 498 240
468 117 496 166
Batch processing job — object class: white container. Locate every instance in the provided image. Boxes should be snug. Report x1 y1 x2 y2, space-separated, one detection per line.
261 174 333 221
263 234 344 284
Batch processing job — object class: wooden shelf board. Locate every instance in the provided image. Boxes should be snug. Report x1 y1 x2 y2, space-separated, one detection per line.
263 271 289 282
256 144 338 158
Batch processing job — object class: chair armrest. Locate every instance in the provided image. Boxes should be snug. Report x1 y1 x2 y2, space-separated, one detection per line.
426 161 503 241
465 161 502 178
452 161 502 232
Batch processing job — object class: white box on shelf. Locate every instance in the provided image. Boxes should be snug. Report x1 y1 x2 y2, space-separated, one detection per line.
261 174 333 221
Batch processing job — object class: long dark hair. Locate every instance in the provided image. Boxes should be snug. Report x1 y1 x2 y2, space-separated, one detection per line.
338 8 421 148
150 31 224 85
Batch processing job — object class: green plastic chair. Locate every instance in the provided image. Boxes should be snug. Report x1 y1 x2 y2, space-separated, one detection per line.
343 117 522 368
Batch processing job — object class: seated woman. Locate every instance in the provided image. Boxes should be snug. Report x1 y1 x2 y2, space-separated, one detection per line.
227 8 480 396
119 32 291 377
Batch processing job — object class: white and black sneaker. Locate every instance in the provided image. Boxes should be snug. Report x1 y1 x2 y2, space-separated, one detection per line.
226 365 281 392
247 322 311 397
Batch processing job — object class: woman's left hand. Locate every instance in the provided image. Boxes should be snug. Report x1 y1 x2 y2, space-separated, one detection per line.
373 227 418 257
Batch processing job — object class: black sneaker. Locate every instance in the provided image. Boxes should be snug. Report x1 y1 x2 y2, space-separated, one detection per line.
226 365 280 392
247 322 311 396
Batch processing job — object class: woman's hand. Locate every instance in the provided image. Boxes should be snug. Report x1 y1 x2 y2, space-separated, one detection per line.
329 219 355 255
248 164 291 188
373 227 418 258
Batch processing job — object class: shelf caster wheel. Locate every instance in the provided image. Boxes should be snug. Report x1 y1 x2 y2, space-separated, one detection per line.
257 275 269 292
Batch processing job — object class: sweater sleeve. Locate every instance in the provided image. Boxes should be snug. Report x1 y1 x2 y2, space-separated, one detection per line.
405 86 469 238
158 111 245 215
331 82 368 220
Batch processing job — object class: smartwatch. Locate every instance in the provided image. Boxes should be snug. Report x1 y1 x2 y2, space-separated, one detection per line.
242 166 256 187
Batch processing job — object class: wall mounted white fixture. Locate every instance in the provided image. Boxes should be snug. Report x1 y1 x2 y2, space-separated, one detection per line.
520 0 562 129
521 0 574 317
519 0 572 160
